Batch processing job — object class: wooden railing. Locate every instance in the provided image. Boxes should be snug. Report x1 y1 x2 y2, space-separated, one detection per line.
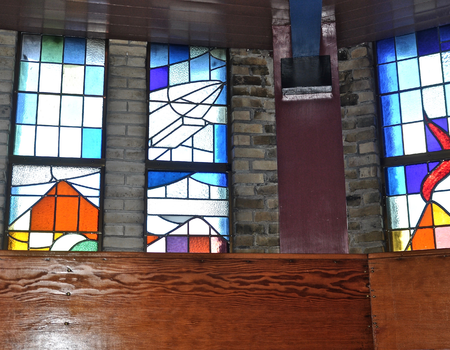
0 250 448 349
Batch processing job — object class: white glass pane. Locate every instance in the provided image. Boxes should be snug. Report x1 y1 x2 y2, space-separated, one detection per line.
83 97 103 127
419 54 443 86
36 126 58 156
38 94 60 125
60 127 81 157
400 90 422 123
62 65 84 94
86 39 105 65
169 61 189 85
155 125 201 148
9 211 30 230
147 237 166 252
193 125 213 151
148 187 166 198
210 186 228 200
189 178 209 199
39 63 62 93
189 218 210 235
204 106 227 123
14 125 35 156
29 232 54 248
193 149 213 162
147 215 178 235
172 146 192 162
166 178 187 198
148 198 229 216
403 122 426 155
61 96 82 126
151 115 182 144
433 191 450 215
387 196 409 229
423 86 446 118
51 233 86 251
407 194 426 228
12 183 53 195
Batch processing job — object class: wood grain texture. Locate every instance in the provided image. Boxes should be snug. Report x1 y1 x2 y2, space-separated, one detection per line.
0 252 372 350
369 249 450 349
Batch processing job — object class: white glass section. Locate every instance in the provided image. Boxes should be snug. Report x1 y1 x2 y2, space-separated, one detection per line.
61 96 83 126
400 90 422 123
204 106 227 124
39 63 62 93
62 65 84 94
11 183 53 195
189 218 210 235
433 191 450 215
147 237 166 252
147 215 178 235
148 199 229 216
193 149 213 162
14 125 35 156
147 187 166 198
37 94 60 126
9 211 30 230
60 128 81 158
407 194 426 228
183 117 205 126
402 122 426 155
51 233 86 251
166 178 187 198
72 184 99 198
169 61 189 85
83 97 103 127
169 222 188 235
172 146 192 162
189 178 209 199
36 126 58 156
423 86 446 118
155 125 202 148
29 232 54 248
151 115 182 144
9 196 40 224
194 125 213 151
86 39 105 65
419 54 443 86
387 195 409 229
210 186 228 200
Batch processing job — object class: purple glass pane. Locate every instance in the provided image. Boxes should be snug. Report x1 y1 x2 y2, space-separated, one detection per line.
405 163 428 194
426 117 448 152
440 24 450 42
417 28 439 56
149 67 168 91
442 42 450 52
429 162 439 171
167 236 188 252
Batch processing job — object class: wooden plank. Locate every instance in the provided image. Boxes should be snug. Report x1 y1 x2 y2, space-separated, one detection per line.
0 252 372 349
369 249 450 349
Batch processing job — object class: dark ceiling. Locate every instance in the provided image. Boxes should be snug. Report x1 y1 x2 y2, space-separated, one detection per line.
0 0 450 49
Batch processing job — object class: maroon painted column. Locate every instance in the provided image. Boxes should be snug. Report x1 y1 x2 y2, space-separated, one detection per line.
273 10 348 253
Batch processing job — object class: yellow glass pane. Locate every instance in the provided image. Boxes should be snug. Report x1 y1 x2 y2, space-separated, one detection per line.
433 203 450 226
391 230 411 251
54 233 63 240
8 232 29 250
30 248 50 251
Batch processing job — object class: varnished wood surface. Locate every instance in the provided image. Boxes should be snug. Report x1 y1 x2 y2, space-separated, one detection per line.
369 249 450 349
0 252 372 350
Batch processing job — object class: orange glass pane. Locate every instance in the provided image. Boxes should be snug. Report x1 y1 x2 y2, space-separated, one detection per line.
418 203 433 227
84 233 98 240
147 236 158 245
79 198 98 231
432 203 450 226
47 186 56 195
189 236 210 253
55 196 79 231
30 196 55 230
412 228 435 250
56 181 78 196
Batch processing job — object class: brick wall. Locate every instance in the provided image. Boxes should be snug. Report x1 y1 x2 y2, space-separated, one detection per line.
230 49 280 253
339 43 385 253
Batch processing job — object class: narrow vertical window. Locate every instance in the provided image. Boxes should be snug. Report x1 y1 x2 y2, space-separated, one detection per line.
146 44 230 253
7 34 106 251
377 25 450 251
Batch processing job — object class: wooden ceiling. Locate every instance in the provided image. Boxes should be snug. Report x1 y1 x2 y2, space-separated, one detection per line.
0 0 450 49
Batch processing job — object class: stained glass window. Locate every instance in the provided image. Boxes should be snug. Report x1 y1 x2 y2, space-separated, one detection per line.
147 44 229 253
7 34 106 251
377 25 450 251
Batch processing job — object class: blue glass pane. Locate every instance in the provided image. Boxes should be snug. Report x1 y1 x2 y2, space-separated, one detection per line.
191 173 227 187
167 236 188 253
429 162 439 171
64 37 86 64
380 94 400 126
426 117 448 152
398 58 420 90
214 124 227 163
150 43 168 68
405 163 428 194
16 93 37 124
385 166 406 196
441 24 450 42
216 86 227 105
169 45 189 64
211 56 226 69
149 67 168 91
442 41 450 52
378 63 398 94
82 128 102 158
84 66 104 95
400 90 422 123
417 28 439 56
19 62 39 92
396 34 417 60
190 54 209 81
377 38 396 64
148 171 192 188
384 125 403 157
211 66 227 82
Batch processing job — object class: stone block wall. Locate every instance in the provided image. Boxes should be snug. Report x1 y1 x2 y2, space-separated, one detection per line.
338 43 385 253
230 49 280 253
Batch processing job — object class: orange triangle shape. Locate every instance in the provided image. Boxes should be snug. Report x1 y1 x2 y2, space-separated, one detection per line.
56 181 78 196
418 203 433 227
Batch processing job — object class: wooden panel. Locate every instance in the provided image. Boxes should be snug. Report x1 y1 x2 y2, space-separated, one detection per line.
368 249 450 349
273 12 348 254
0 252 372 349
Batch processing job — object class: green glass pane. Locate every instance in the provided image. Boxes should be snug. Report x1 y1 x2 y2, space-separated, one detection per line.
62 65 84 94
61 96 83 126
41 36 63 63
14 125 35 156
37 94 60 126
39 63 62 93
22 34 41 61
60 127 81 158
18 62 39 92
83 97 103 127
70 240 98 251
35 126 58 157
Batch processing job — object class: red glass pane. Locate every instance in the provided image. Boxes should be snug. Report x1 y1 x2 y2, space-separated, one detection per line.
412 228 435 250
30 196 55 230
79 198 98 231
55 197 79 231
189 236 210 253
